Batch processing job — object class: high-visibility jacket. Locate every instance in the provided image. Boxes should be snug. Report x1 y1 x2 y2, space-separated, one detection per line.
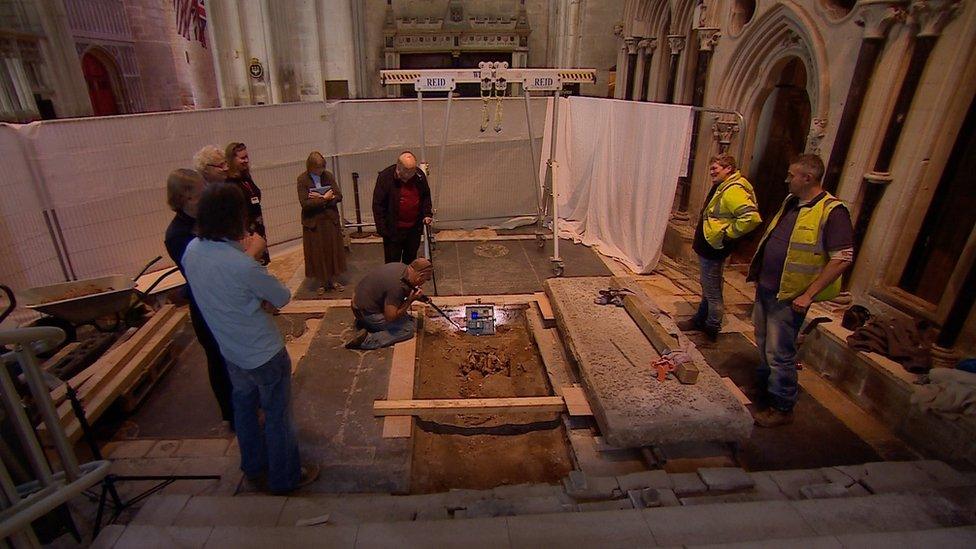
750 192 848 302
701 171 761 250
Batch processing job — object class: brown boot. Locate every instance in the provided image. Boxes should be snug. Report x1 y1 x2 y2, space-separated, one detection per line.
753 407 794 428
676 318 702 332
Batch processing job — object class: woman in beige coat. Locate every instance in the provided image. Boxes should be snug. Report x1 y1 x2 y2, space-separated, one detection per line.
298 152 346 292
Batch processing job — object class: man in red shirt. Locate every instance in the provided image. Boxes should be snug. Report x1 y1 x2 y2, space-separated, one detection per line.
372 151 433 264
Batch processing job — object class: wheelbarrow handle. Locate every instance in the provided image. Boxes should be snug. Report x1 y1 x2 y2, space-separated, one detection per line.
134 256 164 281
0 285 15 325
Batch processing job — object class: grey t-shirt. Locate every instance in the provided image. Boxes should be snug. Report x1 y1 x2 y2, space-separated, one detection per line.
352 262 410 315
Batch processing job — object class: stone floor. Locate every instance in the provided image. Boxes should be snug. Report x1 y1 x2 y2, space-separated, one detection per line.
49 234 969 546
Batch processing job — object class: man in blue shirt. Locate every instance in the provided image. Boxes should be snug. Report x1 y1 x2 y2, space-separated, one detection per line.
182 183 318 494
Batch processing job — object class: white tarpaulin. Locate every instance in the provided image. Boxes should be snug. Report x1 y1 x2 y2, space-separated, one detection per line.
544 97 694 274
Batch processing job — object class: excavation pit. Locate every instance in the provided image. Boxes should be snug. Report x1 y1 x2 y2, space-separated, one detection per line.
410 306 574 493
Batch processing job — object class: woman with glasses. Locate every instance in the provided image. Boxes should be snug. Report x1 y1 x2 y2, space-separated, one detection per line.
226 142 270 265
297 151 346 293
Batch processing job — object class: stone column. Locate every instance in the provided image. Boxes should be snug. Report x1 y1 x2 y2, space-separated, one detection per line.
676 28 720 212
633 38 655 101
822 0 907 192
624 37 638 100
851 0 960 255
612 35 629 99
664 35 685 104
35 0 92 117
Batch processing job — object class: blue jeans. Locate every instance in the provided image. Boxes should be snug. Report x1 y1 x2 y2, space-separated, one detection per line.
356 311 416 350
225 348 301 493
753 286 807 411
692 255 725 331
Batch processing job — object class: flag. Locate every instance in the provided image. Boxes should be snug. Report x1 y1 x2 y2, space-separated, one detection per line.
174 0 207 48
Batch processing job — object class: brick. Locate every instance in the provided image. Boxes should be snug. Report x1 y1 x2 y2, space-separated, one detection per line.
697 467 755 492
616 470 670 492
563 471 621 500
669 472 707 496
628 488 661 508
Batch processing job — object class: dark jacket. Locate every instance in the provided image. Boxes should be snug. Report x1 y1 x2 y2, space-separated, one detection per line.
372 164 433 238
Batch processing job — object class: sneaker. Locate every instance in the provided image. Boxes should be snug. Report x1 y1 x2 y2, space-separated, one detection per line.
676 318 702 332
344 329 368 349
753 407 794 428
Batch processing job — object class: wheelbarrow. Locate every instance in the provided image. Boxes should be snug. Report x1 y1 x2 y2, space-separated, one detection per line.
16 256 181 336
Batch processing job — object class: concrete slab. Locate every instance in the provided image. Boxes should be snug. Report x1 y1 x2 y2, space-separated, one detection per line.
355 517 510 549
112 525 211 549
205 526 357 548
694 536 843 549
643 500 816 546
146 440 181 458
545 277 752 447
276 495 416 526
90 524 126 549
507 509 654 548
790 494 961 536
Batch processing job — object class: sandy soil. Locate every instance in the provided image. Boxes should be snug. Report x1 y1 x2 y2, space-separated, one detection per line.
410 307 574 493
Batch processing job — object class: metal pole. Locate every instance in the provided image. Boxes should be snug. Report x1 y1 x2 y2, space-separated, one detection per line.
0 354 54 487
523 90 543 224
351 172 362 234
548 92 562 270
332 155 345 230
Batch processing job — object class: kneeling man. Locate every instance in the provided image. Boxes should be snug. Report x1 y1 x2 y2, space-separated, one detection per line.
346 258 433 350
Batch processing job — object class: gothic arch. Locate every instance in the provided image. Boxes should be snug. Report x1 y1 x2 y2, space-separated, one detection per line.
80 46 127 115
713 2 830 163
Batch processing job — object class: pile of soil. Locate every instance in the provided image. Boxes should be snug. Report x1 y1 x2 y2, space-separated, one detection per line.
411 307 573 493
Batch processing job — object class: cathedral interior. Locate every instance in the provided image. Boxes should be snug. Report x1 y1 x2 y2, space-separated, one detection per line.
1 1 976 547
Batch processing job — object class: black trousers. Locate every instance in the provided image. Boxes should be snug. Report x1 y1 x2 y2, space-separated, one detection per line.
382 226 423 264
188 299 234 423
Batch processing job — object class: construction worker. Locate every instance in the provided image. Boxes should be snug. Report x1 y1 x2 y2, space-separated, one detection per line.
748 154 854 428
678 154 761 341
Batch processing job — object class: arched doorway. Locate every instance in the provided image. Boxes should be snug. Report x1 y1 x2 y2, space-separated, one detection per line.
82 52 120 116
732 57 811 263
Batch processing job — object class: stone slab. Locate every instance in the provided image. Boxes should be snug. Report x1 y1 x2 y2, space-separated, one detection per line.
90 524 126 549
205 526 357 548
113 525 212 549
694 537 843 549
146 440 181 458
355 516 510 549
669 472 707 497
545 277 752 447
835 526 976 549
507 509 655 548
131 494 191 526
697 467 755 492
172 438 230 458
643 500 816 546
172 496 287 527
102 439 156 459
790 493 958 536
616 470 670 492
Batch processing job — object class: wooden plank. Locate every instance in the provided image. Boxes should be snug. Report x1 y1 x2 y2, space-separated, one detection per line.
562 385 593 416
612 276 678 355
49 305 176 405
533 292 556 325
525 307 575 395
41 342 80 373
282 294 536 314
722 377 751 406
373 396 566 416
382 311 421 438
51 311 187 442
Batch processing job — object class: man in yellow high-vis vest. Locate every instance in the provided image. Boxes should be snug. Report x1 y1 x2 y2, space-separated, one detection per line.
747 154 854 428
677 154 761 341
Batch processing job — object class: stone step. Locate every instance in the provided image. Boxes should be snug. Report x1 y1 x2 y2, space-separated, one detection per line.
95 517 976 548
